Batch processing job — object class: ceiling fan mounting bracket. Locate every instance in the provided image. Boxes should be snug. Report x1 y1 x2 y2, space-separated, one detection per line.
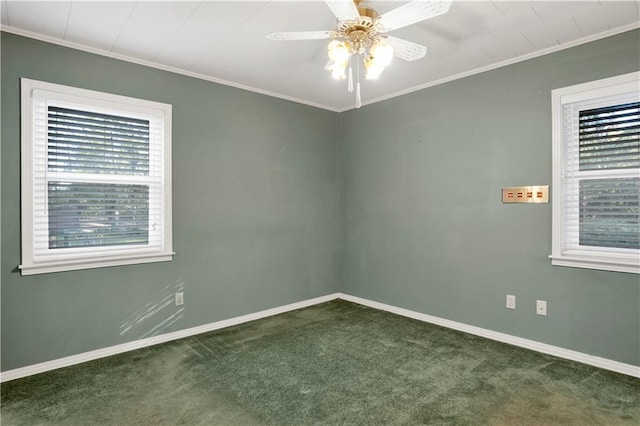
356 4 378 21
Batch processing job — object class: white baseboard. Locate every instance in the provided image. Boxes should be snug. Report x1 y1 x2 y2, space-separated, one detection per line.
336 293 640 378
2 292 638 382
0 293 341 383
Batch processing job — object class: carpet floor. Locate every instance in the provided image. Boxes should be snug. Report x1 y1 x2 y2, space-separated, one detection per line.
1 300 639 425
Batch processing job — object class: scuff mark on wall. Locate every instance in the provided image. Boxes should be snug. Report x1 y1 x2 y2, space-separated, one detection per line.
120 278 185 338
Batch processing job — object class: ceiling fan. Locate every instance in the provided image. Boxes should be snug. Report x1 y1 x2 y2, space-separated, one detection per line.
266 0 453 108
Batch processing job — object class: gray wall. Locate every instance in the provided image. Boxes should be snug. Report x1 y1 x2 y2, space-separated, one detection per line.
1 33 342 371
340 29 640 366
2 29 639 372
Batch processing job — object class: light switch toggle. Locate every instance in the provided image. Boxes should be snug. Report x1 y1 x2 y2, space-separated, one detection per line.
502 186 549 203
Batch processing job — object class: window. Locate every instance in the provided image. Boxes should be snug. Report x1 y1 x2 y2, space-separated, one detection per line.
551 72 639 274
20 79 173 275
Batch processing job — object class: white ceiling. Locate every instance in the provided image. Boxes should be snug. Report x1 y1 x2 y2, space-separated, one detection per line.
2 1 639 111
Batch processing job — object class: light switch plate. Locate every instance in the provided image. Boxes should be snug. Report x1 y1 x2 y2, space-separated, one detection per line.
502 186 549 203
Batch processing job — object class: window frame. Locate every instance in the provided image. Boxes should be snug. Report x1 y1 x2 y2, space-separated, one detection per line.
20 78 173 275
550 72 639 274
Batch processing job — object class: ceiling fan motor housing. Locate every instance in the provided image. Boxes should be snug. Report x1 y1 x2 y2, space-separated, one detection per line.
336 5 382 52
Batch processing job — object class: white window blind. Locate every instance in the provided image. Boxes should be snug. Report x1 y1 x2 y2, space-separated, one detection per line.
551 72 640 274
21 79 173 275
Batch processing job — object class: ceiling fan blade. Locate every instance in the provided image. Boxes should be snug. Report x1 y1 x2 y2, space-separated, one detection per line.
266 31 334 41
325 0 360 21
385 36 427 61
377 0 453 33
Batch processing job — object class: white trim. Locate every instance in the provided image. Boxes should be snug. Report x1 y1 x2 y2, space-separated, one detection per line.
1 292 638 382
548 255 640 274
338 22 640 112
18 253 175 276
0 293 341 383
336 293 640 378
550 71 640 274
2 22 639 114
554 74 640 104
0 26 341 113
19 78 174 275
2 292 638 382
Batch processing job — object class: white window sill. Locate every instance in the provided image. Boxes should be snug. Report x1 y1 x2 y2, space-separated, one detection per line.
549 255 639 274
19 252 175 276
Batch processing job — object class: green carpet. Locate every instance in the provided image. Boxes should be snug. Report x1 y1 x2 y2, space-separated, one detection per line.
2 300 639 425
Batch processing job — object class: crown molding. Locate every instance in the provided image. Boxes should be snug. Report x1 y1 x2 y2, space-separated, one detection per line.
2 21 639 114
0 25 341 113
337 22 640 112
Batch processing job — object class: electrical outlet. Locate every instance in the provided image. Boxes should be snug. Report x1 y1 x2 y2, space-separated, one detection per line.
175 292 184 306
506 295 516 310
536 300 547 316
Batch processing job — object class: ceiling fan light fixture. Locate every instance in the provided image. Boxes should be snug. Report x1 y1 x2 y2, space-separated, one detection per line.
327 40 352 63
369 39 394 67
267 0 453 107
325 58 349 80
331 62 348 80
364 56 384 80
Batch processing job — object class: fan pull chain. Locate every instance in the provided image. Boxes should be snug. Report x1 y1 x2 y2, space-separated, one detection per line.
347 65 354 93
355 57 362 108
